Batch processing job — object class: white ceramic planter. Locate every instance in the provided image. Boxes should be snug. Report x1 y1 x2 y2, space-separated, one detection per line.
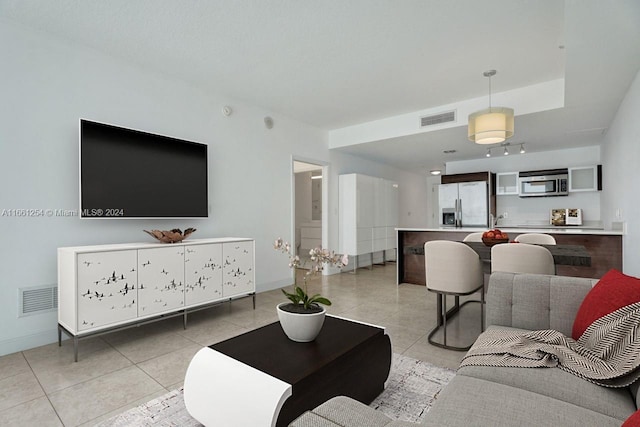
276 302 326 342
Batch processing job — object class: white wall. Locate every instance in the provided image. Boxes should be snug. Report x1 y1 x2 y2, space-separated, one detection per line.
446 146 602 226
601 69 640 275
0 20 429 355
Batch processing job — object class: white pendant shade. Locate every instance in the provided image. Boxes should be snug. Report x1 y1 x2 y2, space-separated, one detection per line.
468 107 514 144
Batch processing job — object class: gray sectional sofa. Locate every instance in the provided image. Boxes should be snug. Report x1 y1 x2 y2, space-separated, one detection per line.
290 272 639 427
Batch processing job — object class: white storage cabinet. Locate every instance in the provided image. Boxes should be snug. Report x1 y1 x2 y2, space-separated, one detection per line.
339 174 399 270
569 165 601 192
58 238 255 361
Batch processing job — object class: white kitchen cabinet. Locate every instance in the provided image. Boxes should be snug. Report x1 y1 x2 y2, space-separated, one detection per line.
339 174 373 256
569 165 601 192
496 172 519 195
58 238 254 361
138 246 185 316
340 174 399 263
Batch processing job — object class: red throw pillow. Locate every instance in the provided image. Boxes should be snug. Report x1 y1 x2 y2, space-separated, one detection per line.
572 269 640 340
623 409 640 427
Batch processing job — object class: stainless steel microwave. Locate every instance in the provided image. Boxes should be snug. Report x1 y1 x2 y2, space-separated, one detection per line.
518 169 569 197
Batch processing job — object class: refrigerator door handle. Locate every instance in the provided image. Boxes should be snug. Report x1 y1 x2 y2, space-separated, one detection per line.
458 198 462 227
453 199 457 227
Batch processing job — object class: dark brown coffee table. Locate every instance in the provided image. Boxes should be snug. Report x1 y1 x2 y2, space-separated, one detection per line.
183 315 392 427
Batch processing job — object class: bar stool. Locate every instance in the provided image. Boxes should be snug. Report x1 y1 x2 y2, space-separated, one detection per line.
514 233 556 245
491 243 555 275
425 240 484 351
462 232 484 242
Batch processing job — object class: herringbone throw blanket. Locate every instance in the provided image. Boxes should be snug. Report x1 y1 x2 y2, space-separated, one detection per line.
460 302 640 388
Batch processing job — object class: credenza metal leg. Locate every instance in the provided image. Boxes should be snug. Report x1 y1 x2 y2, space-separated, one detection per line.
73 336 78 363
58 325 62 347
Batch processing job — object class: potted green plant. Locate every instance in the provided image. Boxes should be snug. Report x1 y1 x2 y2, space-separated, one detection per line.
274 237 348 342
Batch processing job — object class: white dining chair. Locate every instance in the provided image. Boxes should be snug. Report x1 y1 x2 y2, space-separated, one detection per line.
514 233 556 245
425 240 484 351
491 243 555 275
462 232 484 242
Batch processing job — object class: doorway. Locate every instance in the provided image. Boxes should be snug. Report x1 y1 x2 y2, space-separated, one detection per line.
292 160 325 269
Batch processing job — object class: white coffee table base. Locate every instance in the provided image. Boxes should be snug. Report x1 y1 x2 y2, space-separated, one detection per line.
184 347 292 427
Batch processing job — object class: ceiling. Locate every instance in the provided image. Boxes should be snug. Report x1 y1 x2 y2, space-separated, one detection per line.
2 0 639 173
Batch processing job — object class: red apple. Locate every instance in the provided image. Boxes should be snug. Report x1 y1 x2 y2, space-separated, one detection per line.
486 231 495 238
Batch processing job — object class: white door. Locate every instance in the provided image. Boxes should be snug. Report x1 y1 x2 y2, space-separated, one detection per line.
77 250 138 331
458 181 488 227
184 243 224 306
138 246 185 316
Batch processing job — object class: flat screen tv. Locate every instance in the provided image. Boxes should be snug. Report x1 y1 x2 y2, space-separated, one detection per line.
80 119 208 218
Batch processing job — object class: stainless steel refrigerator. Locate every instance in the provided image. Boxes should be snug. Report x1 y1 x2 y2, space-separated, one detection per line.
438 181 488 227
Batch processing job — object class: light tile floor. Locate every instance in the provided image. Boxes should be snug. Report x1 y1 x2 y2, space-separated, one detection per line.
0 264 484 426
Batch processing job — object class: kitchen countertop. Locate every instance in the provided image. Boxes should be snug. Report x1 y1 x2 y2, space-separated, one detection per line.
395 227 624 236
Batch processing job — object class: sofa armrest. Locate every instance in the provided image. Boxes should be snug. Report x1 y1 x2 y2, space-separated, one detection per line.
486 272 598 336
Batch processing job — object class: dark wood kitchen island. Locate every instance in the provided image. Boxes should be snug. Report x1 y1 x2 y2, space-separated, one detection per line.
397 227 623 285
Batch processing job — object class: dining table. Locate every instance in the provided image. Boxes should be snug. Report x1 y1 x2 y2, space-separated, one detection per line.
404 242 591 267
461 241 592 267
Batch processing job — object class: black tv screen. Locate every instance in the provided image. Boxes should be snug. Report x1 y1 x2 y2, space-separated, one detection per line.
80 119 208 218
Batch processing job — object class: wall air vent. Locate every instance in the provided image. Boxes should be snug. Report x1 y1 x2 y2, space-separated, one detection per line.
19 285 58 317
420 110 456 128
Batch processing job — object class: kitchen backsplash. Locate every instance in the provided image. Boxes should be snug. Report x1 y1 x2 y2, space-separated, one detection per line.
495 191 601 228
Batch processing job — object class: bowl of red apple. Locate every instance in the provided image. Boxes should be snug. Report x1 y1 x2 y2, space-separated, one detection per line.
481 229 510 246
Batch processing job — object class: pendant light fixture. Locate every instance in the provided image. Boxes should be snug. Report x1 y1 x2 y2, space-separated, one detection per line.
468 70 514 144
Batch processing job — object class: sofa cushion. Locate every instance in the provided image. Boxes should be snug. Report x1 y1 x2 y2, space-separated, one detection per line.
458 364 636 420
289 411 342 427
487 272 595 336
424 375 623 427
309 396 395 427
572 269 640 340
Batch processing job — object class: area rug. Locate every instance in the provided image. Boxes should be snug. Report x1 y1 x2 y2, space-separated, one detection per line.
96 354 455 426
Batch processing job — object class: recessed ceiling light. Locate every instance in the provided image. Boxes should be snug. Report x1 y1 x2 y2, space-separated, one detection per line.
430 170 442 175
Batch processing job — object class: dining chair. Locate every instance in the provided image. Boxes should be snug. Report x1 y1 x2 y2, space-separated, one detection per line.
462 232 484 242
491 243 555 275
514 233 556 245
424 240 484 351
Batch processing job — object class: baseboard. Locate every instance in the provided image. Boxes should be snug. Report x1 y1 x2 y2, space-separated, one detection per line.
0 328 60 357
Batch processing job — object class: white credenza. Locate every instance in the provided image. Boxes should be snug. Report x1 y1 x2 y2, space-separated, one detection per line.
58 237 255 360
339 174 398 269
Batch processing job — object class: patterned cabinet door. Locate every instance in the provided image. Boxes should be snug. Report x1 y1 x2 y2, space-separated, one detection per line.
137 246 185 316
184 243 223 306
77 250 138 331
222 241 254 297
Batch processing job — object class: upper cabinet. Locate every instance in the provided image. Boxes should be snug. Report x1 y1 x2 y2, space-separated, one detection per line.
496 172 519 195
569 165 602 192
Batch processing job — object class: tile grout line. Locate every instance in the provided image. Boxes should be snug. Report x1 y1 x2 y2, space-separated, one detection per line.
19 349 66 426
